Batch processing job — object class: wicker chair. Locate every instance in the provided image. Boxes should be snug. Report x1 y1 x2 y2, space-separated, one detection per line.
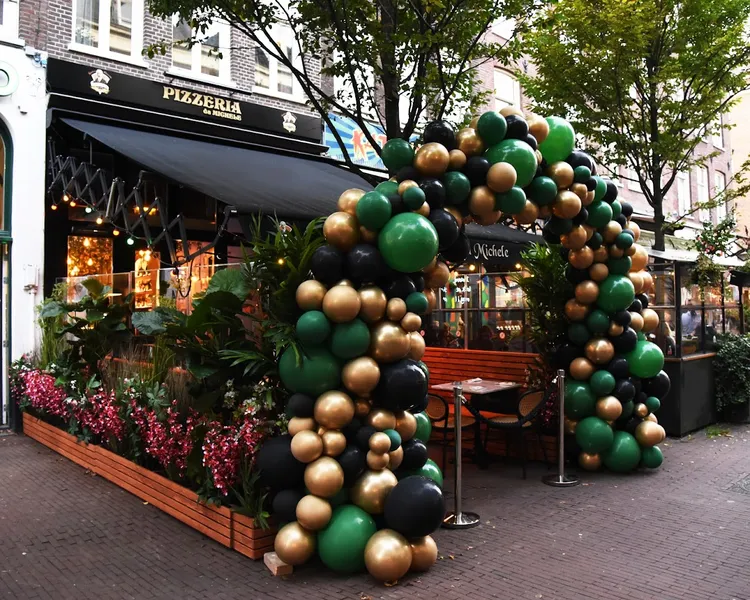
425 393 477 473
462 388 549 479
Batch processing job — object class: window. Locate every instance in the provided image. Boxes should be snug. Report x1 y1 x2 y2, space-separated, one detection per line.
172 17 231 81
627 167 652 194
696 166 709 222
677 170 691 217
0 0 21 42
714 171 727 221
494 69 520 109
253 26 301 99
71 0 144 62
712 115 724 148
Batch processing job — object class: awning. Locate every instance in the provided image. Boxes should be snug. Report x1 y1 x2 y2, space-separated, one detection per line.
465 223 542 245
464 223 541 265
648 247 744 267
62 118 373 220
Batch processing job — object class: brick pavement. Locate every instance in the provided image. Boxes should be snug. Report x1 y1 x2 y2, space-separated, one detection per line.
2 428 750 600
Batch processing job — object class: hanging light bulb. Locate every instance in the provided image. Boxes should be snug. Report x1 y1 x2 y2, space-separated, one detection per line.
96 216 104 225
50 204 58 211
63 193 70 203
277 257 285 265
127 237 135 246
85 206 93 214
113 229 120 237
468 263 477 272
86 258 94 267
69 200 77 207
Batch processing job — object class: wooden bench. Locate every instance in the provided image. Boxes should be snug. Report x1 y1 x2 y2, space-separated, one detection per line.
423 347 539 387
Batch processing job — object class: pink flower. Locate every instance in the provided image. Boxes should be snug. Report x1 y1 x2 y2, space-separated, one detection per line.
74 389 125 441
19 370 68 417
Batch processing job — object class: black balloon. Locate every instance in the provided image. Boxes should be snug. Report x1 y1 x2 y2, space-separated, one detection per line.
356 425 377 451
272 489 303 524
396 166 420 183
543 227 561 245
555 342 582 370
634 391 648 405
420 178 446 209
389 192 406 215
375 359 428 411
505 114 529 140
620 201 634 218
429 209 460 250
336 444 367 485
613 379 636 403
384 476 445 538
629 299 643 313
256 435 306 490
410 394 428 414
616 214 628 228
400 439 429 471
642 370 670 400
385 274 417 300
311 245 344 286
624 417 640 436
572 207 589 226
567 266 590 284
286 393 315 418
587 232 603 250
565 150 596 172
341 417 362 442
630 376 642 395
603 181 619 203
585 178 597 191
607 356 630 380
613 310 632 327
636 293 649 309
410 273 426 292
464 156 491 188
347 244 385 284
423 120 456 149
524 133 539 151
612 328 638 353
441 232 470 264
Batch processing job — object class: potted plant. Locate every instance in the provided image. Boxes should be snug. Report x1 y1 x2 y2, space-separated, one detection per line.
713 334 750 423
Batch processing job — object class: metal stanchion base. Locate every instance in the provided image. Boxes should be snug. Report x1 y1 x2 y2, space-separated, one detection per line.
442 511 481 529
541 473 580 487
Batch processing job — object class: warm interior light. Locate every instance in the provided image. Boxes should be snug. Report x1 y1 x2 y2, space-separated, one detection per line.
69 200 77 207
515 263 522 270
113 229 120 237
86 258 94 266
468 264 477 272
277 257 285 265
83 238 91 248
63 193 70 203
51 204 58 211
127 237 135 246
96 216 103 225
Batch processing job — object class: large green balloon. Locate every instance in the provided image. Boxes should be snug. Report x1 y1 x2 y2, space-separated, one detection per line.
539 116 575 163
603 431 641 472
403 458 444 488
640 445 663 469
485 139 537 187
574 166 591 183
442 171 471 205
575 416 614 453
296 310 331 346
414 411 433 442
376 180 399 196
565 381 596 419
586 309 610 335
477 110 508 146
526 176 558 206
597 275 635 314
568 323 590 346
330 318 371 360
382 139 414 172
607 256 632 275
378 213 439 273
495 186 527 214
278 346 341 396
356 191 392 231
406 292 429 315
586 201 613 228
590 370 616 396
625 340 665 379
317 505 377 573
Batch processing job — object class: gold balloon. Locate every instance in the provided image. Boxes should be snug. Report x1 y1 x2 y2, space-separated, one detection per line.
547 161 575 189
578 452 602 471
571 182 588 202
501 105 524 117
641 272 654 293
288 417 316 436
575 280 599 305
469 186 497 216
335 279 354 287
317 426 327 436
635 421 663 447
395 410 417 441
337 188 366 215
642 308 659 332
609 246 625 259
527 113 550 143
355 398 372 418
475 210 501 226
589 263 609 282
469 115 480 129
389 445 404 469
449 149 467 170
564 416 578 435
608 322 624 337
570 357 595 381
552 191 582 219
296 280 327 311
321 430 347 457
304 457 345 498
324 211 360 251
629 244 649 272
409 536 438 572
314 391 355 430
274 522 316 566
629 311 644 332
585 338 615 365
360 227 378 244
629 272 645 294
583 190 595 206
569 247 594 269
342 356 380 397
626 243 637 255
296 494 333 531
291 430 324 463
368 408 397 431
370 321 410 363
323 286 361 323
408 331 426 361
565 298 590 322
415 142 450 176
634 403 649 418
603 221 623 243
646 413 659 423
456 127 485 156
515 200 539 225
351 469 398 514
582 224 595 241
358 286 387 324
364 529 413 582
401 312 422 333
562 226 588 251
386 298 408 321
535 149 544 165
398 179 419 195
424 261 450 288
628 221 641 241
417 202 431 217
367 450 390 470
593 247 609 263
596 396 623 421
369 432 392 454
424 288 438 312
486 162 517 193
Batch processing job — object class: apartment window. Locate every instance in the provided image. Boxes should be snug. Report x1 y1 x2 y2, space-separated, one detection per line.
0 0 21 42
711 115 724 148
72 0 144 61
494 69 520 109
714 171 727 221
696 166 709 222
253 26 301 99
677 171 691 217
627 167 653 194
172 17 231 81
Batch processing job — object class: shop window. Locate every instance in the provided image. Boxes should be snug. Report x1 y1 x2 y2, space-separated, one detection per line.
253 25 301 100
696 166 709 222
676 170 691 217
67 236 113 279
172 17 231 81
72 0 145 62
714 171 727 221
494 69 520 110
0 0 21 42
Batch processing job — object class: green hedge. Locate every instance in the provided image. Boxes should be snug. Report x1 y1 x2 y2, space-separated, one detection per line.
714 334 750 412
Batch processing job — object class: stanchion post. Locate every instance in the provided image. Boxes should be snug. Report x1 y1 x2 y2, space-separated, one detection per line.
542 370 580 487
443 381 480 529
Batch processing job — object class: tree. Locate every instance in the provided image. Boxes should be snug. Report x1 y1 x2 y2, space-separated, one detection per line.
146 0 541 179
519 0 750 250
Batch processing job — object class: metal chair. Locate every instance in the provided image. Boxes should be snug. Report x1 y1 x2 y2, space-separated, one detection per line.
425 393 477 474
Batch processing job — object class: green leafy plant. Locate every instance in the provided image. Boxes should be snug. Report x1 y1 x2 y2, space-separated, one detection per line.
690 255 724 300
230 461 270 530
713 334 750 413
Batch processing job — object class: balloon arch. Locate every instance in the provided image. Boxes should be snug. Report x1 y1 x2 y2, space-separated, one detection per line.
254 109 669 581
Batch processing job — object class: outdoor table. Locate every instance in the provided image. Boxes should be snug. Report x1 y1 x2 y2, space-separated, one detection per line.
431 378 522 413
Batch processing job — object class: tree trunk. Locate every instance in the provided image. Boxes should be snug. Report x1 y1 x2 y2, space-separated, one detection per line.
377 0 402 139
652 188 666 251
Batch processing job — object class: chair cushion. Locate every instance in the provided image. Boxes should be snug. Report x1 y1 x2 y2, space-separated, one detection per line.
487 415 532 427
432 415 476 431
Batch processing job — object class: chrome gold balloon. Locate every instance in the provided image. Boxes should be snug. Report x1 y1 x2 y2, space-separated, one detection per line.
323 286 361 323
424 288 438 312
342 356 381 397
288 417 316 436
368 408 397 431
424 261 450 289
486 162 517 193
337 188 366 216
596 396 623 421
603 221 623 243
415 142 450 177
364 529 413 582
641 308 659 332
291 430 324 463
564 416 578 435
274 521 316 566
401 312 423 333
296 494 333 531
629 272 645 294
324 211 360 251
407 331 426 361
515 200 539 225
570 357 595 381
359 286 387 323
608 322 624 337
609 246 625 259
568 247 595 269
355 397 372 418
296 279 327 311
629 311 644 332
369 432 392 454
314 390 355 429
321 430 347 457
547 161 575 189
635 420 663 447
469 185 497 216
397 179 419 195
593 247 609 263
585 338 615 365
583 190 595 206
449 149 467 170
629 244 649 272
527 113 549 143
351 469 398 514
304 456 345 498
575 280 599 305
385 298 407 322
641 271 654 293
389 445 404 469
475 210 501 226
578 452 602 471
561 226 588 251
409 535 438 572
456 127 485 157
589 263 609 282
565 298 590 322
500 105 524 117
395 410 417 441
571 182 588 202
552 190 582 219
634 403 649 418
366 450 390 471
417 202 431 217
370 321 410 363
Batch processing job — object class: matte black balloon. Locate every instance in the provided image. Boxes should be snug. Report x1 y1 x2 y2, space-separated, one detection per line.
630 376 642 395
587 232 603 250
505 114 529 140
272 489 303 524
613 310 632 327
565 150 596 172
389 192 406 215
424 120 456 149
613 379 636 403
256 435 306 490
311 245 344 286
634 391 647 405
285 393 315 419
612 328 638 353
642 370 670 400
341 417 362 442
536 164 545 178
620 229 635 239
429 208 460 250
420 178 446 209
624 417 640 436
400 439 429 471
410 273 426 292
396 166 420 183
441 232 470 264
629 299 643 313
548 216 574 235
636 293 649 309
356 425 377 451
464 156 491 188
346 244 385 284
410 394 428 414
555 342 582 370
566 266 590 284
385 274 417 300
616 214 628 228
572 207 589 226
543 227 561 245
336 444 367 485
524 133 539 151
585 178 597 191
384 476 445 538
374 359 428 411
603 181 619 203
620 201 634 218
607 356 630 380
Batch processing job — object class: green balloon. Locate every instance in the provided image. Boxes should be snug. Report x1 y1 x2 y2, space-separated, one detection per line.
384 429 402 451
617 400 634 423
476 110 508 146
405 458 444 488
526 176 558 206
640 445 663 469
376 180 399 196
330 318 371 360
356 191 392 231
378 213 439 273
590 370 616 396
597 275 635 314
443 171 471 205
417 361 430 379
611 199 622 217
568 323 590 346
637 331 647 341
625 340 665 379
549 216 573 235
296 310 331 346
575 416 614 453
329 487 349 508
539 116 575 163
565 381 595 419
603 431 641 472
279 346 341 396
593 176 607 201
495 186 527 214
586 201 613 228
485 139 537 187
406 292 429 315
615 232 634 250
382 139 414 172
645 396 661 413
402 186 426 210
414 411 432 442
586 309 610 335
574 166 591 183
607 256 632 275
317 505 377 573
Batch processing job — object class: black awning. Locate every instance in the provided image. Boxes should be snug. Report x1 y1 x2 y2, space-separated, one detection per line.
464 223 542 266
464 223 541 245
62 118 373 220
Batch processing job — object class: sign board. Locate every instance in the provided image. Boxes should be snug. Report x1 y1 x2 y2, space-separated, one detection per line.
469 240 524 265
323 113 389 169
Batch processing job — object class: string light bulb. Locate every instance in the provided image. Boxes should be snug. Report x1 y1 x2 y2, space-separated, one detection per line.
515 263 522 270
85 206 93 214
112 229 120 237
50 204 58 211
96 216 104 225
86 258 94 267
468 264 477 272
127 237 135 246
69 200 77 207
277 257 285 265
63 193 70 203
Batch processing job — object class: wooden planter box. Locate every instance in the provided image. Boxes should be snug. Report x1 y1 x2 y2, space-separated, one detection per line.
22 413 275 559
